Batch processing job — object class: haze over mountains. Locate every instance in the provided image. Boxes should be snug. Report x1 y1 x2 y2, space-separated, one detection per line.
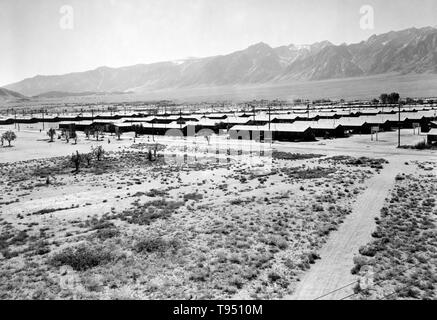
0 87 27 102
5 26 437 97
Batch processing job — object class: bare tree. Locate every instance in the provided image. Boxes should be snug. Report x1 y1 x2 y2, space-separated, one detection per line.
115 127 122 140
93 126 104 141
92 145 105 161
69 130 78 144
61 129 70 143
71 151 82 173
47 128 56 142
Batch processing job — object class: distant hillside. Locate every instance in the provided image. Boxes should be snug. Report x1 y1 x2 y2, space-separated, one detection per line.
0 87 27 101
5 26 437 96
32 91 133 99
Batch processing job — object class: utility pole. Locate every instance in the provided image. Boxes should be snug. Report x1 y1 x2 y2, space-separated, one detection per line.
268 105 271 131
398 103 401 148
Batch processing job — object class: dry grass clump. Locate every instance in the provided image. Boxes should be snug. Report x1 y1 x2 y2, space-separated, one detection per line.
351 165 436 300
321 156 388 170
134 235 179 254
279 166 337 180
0 227 47 259
272 151 324 161
0 151 380 299
183 192 203 201
400 141 437 150
130 143 166 151
145 189 169 197
95 228 120 241
49 243 114 271
114 199 185 226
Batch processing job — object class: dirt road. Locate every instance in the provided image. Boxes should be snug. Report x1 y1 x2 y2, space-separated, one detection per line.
287 159 408 300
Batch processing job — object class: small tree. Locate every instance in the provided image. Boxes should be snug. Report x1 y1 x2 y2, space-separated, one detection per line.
379 93 388 105
71 151 82 173
388 92 400 104
92 145 105 161
47 128 56 142
94 126 104 141
84 128 91 140
2 131 17 147
69 130 78 145
61 129 70 143
83 153 92 166
133 124 143 138
115 127 122 140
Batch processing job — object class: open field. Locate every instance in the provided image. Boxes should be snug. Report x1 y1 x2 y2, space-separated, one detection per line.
290 159 403 300
0 127 435 300
0 130 387 299
3 0 437 305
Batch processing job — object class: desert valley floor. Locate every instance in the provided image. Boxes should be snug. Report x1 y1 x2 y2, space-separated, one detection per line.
0 129 436 300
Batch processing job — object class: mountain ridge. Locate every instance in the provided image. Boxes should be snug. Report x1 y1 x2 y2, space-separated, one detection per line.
0 87 28 101
5 26 437 96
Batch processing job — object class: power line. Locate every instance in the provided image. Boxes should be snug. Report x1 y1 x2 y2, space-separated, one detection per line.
338 263 420 300
379 286 409 300
313 280 359 300
311 261 421 300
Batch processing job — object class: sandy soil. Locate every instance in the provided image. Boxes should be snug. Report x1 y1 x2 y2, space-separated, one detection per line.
289 159 414 299
0 130 136 163
0 128 435 300
281 132 436 300
350 162 436 300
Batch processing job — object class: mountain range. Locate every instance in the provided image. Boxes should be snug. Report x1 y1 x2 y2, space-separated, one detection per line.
5 26 437 97
0 87 28 102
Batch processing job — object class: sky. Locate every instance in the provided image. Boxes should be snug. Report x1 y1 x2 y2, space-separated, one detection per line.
1 0 437 86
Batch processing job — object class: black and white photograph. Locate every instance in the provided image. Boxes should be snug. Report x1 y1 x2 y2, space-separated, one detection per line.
0 0 436 306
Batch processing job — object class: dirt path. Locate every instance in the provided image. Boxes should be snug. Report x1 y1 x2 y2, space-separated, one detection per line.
288 159 407 300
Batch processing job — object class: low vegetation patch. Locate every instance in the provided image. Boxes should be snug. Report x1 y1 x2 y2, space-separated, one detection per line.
49 243 114 271
351 166 436 300
400 141 437 150
272 151 324 161
279 166 337 180
114 199 184 225
321 156 388 169
134 235 179 254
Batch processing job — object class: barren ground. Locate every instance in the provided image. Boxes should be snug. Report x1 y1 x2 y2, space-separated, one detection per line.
0 129 435 300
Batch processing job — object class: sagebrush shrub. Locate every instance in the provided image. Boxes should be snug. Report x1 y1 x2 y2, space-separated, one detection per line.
49 243 113 271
